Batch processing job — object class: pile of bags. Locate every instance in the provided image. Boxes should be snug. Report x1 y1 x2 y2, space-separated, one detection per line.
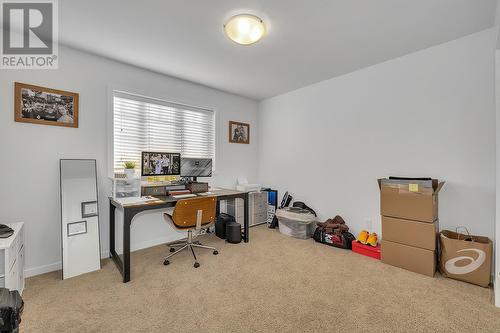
313 215 355 249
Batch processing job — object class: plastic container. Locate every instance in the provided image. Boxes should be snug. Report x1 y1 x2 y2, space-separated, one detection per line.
275 207 316 239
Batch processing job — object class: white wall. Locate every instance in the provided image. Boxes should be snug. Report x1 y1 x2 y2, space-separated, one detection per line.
0 46 258 277
258 28 497 241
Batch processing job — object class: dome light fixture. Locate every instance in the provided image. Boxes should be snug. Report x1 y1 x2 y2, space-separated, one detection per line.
223 14 266 45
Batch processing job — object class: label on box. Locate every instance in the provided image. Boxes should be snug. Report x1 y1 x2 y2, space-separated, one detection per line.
409 183 419 192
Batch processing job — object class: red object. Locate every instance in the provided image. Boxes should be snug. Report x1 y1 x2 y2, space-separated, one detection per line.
351 240 381 260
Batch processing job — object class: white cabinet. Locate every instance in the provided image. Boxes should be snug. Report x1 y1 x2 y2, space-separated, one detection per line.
0 222 25 294
221 191 269 227
249 191 268 226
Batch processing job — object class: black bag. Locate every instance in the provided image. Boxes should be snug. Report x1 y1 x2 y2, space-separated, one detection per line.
292 202 317 217
0 226 13 239
0 288 23 333
313 228 355 250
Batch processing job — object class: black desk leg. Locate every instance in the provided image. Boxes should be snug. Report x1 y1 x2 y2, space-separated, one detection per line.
123 210 132 283
110 202 115 257
244 192 249 242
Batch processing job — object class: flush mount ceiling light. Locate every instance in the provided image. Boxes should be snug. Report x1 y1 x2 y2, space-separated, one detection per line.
223 14 266 45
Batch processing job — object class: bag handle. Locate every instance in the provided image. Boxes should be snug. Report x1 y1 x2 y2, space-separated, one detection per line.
455 226 473 242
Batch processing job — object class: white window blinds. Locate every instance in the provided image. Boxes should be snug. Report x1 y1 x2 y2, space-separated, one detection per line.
113 91 215 172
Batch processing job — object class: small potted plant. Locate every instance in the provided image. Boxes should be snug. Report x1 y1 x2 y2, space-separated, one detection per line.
123 161 136 179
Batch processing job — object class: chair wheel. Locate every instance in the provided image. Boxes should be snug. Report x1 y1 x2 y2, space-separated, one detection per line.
213 250 218 255
194 262 200 268
169 248 175 253
163 260 170 266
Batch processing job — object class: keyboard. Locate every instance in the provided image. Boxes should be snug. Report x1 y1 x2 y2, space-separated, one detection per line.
172 194 197 199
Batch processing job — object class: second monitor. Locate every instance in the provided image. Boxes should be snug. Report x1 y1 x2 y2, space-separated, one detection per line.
181 158 212 182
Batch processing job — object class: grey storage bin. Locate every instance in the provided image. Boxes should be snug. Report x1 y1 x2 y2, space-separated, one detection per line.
276 207 316 239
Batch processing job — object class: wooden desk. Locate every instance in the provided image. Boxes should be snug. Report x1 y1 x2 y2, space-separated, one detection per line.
109 189 249 283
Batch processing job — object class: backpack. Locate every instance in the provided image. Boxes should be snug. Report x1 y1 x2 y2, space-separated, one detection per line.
313 228 355 250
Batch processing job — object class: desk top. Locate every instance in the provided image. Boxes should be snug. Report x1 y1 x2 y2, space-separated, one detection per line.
110 188 247 209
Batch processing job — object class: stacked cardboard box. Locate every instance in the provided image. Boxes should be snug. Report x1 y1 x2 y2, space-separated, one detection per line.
378 178 444 277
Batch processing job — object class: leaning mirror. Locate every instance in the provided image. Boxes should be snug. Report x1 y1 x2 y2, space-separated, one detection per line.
60 159 101 279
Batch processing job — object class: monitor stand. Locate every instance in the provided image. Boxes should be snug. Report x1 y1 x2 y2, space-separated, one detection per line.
191 177 198 183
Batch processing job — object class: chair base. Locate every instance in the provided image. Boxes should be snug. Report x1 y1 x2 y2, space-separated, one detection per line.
164 230 218 268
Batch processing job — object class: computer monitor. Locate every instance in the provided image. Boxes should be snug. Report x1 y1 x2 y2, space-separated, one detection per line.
141 152 181 176
181 158 212 181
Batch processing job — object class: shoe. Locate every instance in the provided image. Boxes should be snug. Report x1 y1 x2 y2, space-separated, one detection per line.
366 232 378 247
357 230 369 244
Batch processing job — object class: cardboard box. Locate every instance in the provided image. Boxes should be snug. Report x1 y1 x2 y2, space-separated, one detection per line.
381 216 438 251
381 240 436 277
378 178 444 222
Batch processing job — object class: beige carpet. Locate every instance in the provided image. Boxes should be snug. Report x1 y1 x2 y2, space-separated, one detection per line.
21 225 500 332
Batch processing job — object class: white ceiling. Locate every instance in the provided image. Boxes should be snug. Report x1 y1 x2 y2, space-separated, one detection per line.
60 0 497 100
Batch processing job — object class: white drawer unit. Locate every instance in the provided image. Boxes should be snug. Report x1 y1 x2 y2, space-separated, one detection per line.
249 191 268 226
0 222 25 294
220 192 269 227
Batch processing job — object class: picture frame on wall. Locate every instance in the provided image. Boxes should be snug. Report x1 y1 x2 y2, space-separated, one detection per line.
229 121 250 144
14 82 79 128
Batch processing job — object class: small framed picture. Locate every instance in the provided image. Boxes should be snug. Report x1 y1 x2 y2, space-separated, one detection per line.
229 121 250 144
14 82 79 128
81 201 98 218
67 221 87 237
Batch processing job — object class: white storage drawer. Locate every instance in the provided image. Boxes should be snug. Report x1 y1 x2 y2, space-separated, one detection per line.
7 236 19 271
0 223 25 294
18 246 25 292
251 212 267 226
7 258 18 291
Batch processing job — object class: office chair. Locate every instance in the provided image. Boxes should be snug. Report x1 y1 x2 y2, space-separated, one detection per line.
163 196 218 268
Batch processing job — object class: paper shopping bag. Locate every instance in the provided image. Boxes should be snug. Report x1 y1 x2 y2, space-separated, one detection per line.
439 228 492 287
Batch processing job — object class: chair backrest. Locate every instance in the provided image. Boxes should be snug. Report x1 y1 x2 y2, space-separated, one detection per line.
171 196 217 229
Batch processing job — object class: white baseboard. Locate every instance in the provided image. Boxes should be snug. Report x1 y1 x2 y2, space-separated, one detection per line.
495 275 500 307
26 236 179 278
25 261 62 278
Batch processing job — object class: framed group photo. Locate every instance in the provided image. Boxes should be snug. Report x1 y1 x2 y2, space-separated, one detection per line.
229 121 250 144
14 82 79 128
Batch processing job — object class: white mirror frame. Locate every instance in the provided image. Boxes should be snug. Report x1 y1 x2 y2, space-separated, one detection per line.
60 159 102 279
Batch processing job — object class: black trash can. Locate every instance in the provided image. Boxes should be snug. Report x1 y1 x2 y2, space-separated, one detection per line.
226 221 242 244
216 213 234 239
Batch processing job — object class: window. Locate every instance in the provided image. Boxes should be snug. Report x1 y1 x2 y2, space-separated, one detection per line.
113 91 215 172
